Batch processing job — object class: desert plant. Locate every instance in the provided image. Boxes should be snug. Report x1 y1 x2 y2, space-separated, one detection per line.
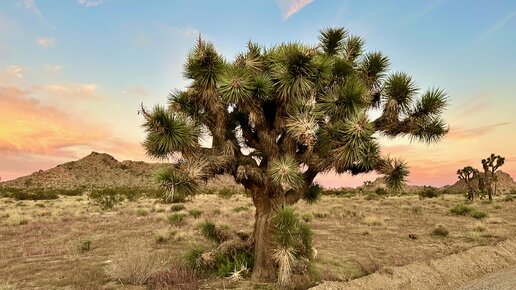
471 210 488 219
136 208 148 216
450 204 474 216
155 229 172 243
170 204 185 212
88 188 125 210
457 166 481 201
303 183 323 204
184 246 205 270
105 244 170 285
167 213 186 226
199 220 218 242
148 264 200 290
374 187 389 196
140 27 449 280
481 154 505 200
432 225 449 237
189 209 203 219
419 186 440 198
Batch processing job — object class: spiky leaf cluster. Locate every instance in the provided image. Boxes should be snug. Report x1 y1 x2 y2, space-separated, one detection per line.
142 27 449 201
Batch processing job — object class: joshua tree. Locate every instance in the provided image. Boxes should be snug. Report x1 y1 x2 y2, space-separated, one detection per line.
482 153 505 200
140 27 449 281
457 166 480 200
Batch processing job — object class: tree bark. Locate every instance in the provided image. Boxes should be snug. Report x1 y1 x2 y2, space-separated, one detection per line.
250 186 281 281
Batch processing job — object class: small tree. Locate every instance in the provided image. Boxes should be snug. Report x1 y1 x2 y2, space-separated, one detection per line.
457 166 480 200
482 153 505 200
140 27 449 281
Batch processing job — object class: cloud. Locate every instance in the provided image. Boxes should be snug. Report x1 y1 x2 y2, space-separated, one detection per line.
276 0 314 20
447 122 510 140
0 86 110 156
44 64 63 73
78 0 108 7
0 65 23 82
483 9 516 38
17 0 54 29
40 83 103 100
36 37 56 47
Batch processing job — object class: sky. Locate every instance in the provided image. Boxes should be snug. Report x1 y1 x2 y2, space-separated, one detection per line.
0 0 515 187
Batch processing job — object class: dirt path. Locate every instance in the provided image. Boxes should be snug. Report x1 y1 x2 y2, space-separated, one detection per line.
460 266 516 290
311 239 516 290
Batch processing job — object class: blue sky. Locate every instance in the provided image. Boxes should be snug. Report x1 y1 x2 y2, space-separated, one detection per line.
1 0 515 186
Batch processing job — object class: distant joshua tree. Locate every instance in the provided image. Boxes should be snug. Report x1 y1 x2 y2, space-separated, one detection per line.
482 154 505 200
140 27 449 281
457 153 505 201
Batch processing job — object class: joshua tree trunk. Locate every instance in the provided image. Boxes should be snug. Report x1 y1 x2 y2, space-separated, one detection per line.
250 186 282 281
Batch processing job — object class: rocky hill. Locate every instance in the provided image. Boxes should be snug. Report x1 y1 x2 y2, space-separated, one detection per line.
1 152 162 189
0 152 239 190
444 171 516 194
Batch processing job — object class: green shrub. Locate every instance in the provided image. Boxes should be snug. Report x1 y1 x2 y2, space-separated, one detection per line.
1 188 59 200
170 204 185 212
212 209 222 215
167 213 186 226
364 193 379 200
88 188 125 210
410 205 423 214
189 209 203 219
136 208 148 216
184 246 205 270
450 204 474 216
199 220 218 242
214 251 253 277
471 210 488 219
432 225 449 237
503 195 514 202
419 186 440 198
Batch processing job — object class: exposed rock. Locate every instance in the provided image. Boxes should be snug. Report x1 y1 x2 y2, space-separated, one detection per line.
444 171 516 194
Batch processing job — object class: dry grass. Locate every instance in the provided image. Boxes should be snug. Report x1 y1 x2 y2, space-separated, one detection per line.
1 193 515 288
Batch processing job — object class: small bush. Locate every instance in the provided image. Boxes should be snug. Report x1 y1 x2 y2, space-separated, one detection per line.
188 209 203 219
170 204 185 212
78 240 92 253
313 212 329 218
450 204 474 216
7 188 59 201
136 208 148 216
363 216 384 226
214 251 253 277
419 186 440 198
471 210 488 219
88 188 125 210
199 220 218 242
212 209 222 215
105 245 169 285
374 188 389 196
432 225 449 237
5 214 30 226
167 213 186 226
410 205 423 214
184 246 205 270
503 195 514 202
155 229 172 243
148 264 200 290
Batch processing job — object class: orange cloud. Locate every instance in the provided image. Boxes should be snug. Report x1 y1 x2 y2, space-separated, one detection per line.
0 86 110 156
447 122 510 140
276 0 314 19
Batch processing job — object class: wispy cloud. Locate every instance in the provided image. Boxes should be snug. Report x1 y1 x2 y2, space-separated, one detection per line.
0 65 23 82
276 0 314 20
447 122 510 140
482 9 516 38
78 0 108 7
17 0 54 29
122 86 148 99
36 37 56 47
40 83 103 100
400 0 447 26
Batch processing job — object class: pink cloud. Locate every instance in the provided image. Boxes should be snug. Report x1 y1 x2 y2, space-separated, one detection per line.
276 0 314 19
447 122 510 140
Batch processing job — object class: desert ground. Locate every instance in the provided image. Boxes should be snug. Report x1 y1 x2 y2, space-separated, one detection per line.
1 189 516 289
